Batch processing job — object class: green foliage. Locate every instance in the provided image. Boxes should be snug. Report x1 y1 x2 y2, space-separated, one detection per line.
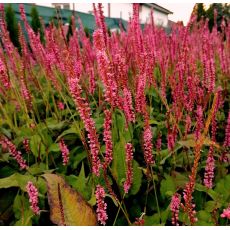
13 194 34 226
30 6 45 44
5 4 20 50
65 163 92 201
196 3 206 21
160 174 176 199
129 160 142 195
66 16 73 42
195 3 230 32
0 173 34 191
84 27 90 38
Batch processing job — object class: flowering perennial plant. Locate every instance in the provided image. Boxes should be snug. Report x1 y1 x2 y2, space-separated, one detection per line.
0 3 229 227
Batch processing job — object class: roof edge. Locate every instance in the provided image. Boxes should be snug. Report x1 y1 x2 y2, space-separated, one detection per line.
141 3 173 15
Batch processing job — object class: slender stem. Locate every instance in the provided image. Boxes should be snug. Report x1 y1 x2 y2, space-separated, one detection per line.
150 166 161 222
144 181 150 214
120 203 132 226
113 195 125 226
0 102 15 132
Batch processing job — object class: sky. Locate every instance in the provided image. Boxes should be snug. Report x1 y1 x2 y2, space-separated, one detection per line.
160 2 196 25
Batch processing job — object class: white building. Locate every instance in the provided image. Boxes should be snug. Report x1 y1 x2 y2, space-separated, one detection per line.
40 3 173 27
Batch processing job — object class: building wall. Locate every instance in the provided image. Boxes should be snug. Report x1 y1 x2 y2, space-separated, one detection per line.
139 5 168 27
110 3 132 20
38 3 169 27
74 3 133 20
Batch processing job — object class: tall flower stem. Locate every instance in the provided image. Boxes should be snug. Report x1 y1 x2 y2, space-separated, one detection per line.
113 194 132 226
150 166 161 223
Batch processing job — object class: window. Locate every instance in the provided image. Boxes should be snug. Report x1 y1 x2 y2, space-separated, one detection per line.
156 18 163 26
52 3 61 9
52 3 70 10
63 4 70 10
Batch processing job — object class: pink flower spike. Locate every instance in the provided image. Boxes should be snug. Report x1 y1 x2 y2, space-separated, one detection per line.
224 111 230 147
23 138 30 154
59 139 70 165
95 185 108 225
19 4 26 21
195 105 203 140
170 193 181 226
103 110 113 168
26 181 40 215
57 101 65 110
204 146 215 189
0 137 27 169
93 29 105 51
122 87 135 124
221 206 230 219
143 125 154 165
124 143 134 194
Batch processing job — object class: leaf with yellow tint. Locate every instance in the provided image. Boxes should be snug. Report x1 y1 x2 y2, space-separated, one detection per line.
43 174 97 226
178 134 220 149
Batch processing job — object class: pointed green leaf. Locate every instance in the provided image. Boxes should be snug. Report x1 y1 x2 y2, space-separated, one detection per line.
130 160 142 195
160 174 176 199
0 173 34 191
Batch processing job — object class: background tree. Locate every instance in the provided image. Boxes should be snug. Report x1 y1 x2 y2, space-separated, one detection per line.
196 3 206 22
66 16 73 42
5 4 20 50
30 6 44 43
209 4 229 31
194 3 230 32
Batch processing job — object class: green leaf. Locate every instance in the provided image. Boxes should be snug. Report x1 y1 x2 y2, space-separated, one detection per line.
57 126 79 141
0 153 10 162
30 135 45 157
95 116 104 130
70 147 87 169
205 201 220 212
161 208 170 224
160 174 176 199
0 165 16 178
65 163 92 201
43 173 97 226
48 143 60 153
0 127 11 139
37 177 47 195
178 134 220 149
88 193 96 206
40 129 53 147
196 210 214 225
129 160 142 195
16 126 33 138
195 183 220 201
112 110 126 142
149 120 165 126
144 213 162 226
27 163 46 175
13 194 34 226
172 171 188 188
214 175 230 202
0 173 34 191
111 141 126 190
45 118 66 130
178 139 196 148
